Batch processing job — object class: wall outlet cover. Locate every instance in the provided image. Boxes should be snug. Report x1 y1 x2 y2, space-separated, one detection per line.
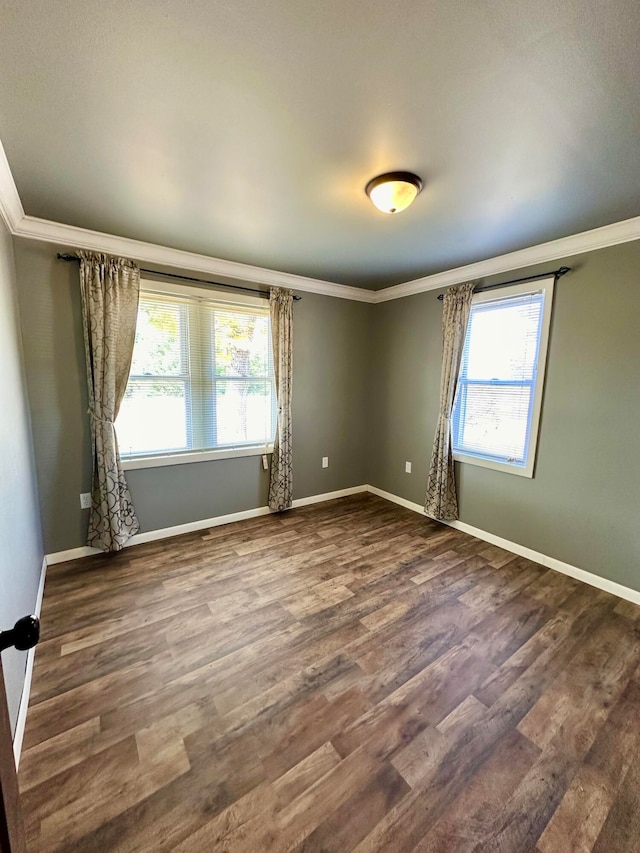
405 461 412 473
80 492 91 509
322 457 329 468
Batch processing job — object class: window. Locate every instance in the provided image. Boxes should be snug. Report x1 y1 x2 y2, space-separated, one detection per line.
451 278 554 477
116 283 276 464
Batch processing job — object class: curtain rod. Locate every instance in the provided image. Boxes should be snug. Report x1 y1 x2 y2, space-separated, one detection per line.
436 266 571 300
56 253 302 300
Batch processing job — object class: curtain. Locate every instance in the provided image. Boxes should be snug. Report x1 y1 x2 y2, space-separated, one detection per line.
78 252 140 551
268 286 294 511
425 281 475 520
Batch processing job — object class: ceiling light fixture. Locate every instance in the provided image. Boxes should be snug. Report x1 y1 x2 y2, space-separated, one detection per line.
365 171 423 214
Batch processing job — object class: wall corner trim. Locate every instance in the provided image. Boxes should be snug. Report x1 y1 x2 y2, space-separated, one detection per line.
0 138 25 232
12 554 47 768
366 485 640 606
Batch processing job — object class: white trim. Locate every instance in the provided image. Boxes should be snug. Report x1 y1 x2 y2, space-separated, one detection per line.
444 517 640 606
367 485 640 606
46 506 272 563
0 145 638 304
0 138 25 232
291 485 367 508
451 451 533 477
367 485 425 515
374 215 640 303
452 277 555 479
13 555 47 768
122 444 273 471
130 506 273 545
44 482 640 602
45 485 369 565
46 545 104 564
12 215 376 303
13 211 640 305
121 284 276 467
140 277 267 308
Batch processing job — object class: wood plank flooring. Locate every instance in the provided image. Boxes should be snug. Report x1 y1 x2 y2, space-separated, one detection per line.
18 494 640 852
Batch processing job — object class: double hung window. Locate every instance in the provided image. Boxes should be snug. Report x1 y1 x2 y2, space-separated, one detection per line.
451 278 554 477
116 284 276 464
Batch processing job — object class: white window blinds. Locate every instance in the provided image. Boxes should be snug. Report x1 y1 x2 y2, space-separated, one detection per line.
116 290 277 457
452 283 552 475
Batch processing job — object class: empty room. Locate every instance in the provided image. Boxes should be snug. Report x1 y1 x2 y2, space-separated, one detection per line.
1 1 640 851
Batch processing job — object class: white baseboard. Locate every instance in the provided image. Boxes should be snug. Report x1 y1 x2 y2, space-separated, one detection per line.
13 554 47 768
45 477 639 602
46 483 640 608
446 517 640 606
46 506 273 564
367 485 425 515
291 485 367 508
367 485 640 607
45 485 369 566
45 544 108 564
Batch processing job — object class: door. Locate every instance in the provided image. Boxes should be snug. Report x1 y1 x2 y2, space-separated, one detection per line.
0 616 40 853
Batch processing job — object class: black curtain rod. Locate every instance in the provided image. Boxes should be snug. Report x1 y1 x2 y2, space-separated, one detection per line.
56 253 302 300
436 266 571 300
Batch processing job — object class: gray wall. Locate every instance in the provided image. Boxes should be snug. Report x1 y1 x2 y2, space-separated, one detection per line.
0 222 44 735
11 234 640 594
368 241 640 592
12 239 371 552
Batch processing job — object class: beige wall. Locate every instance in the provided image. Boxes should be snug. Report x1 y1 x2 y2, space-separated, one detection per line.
368 241 640 592
0 222 43 734
12 238 371 553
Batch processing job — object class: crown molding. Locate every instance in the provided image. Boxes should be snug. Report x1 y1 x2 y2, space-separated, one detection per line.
0 138 25 232
9 208 640 307
1 133 638 304
374 215 640 302
12 214 377 303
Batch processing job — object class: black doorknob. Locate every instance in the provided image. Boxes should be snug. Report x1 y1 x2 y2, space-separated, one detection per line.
0 615 40 653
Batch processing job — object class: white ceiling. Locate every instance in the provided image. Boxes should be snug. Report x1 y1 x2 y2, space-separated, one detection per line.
0 0 639 288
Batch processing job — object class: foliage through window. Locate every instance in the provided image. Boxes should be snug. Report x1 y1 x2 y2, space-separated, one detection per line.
116 288 276 457
451 279 554 477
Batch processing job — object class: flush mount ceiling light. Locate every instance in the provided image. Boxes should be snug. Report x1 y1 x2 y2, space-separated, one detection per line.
365 171 423 214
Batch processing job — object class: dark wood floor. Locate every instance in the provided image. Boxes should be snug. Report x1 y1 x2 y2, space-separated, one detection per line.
18 494 640 852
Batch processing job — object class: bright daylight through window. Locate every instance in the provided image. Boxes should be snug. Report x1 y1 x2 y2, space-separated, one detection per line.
451 278 554 478
116 287 277 460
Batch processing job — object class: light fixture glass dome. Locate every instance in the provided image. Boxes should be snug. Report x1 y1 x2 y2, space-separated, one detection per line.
365 171 423 214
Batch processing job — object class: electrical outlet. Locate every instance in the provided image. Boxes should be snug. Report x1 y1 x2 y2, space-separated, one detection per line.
405 461 412 474
261 454 268 470
80 492 91 509
322 456 329 468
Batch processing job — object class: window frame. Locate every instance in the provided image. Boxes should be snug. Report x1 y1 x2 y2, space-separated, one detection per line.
451 277 555 479
119 279 275 470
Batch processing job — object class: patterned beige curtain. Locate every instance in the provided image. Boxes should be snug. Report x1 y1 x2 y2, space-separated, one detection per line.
268 286 293 511
425 282 475 520
79 252 140 551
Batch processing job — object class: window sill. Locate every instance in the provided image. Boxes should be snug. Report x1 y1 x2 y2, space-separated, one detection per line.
122 445 273 471
453 452 534 478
